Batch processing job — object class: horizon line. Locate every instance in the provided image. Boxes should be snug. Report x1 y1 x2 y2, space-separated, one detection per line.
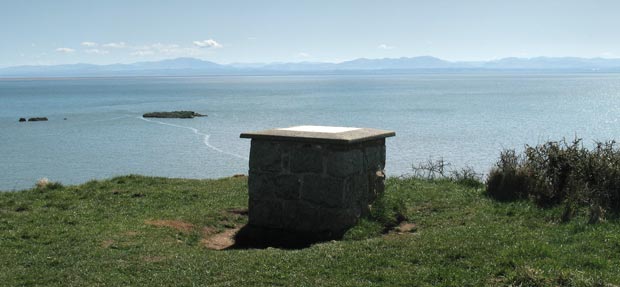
4 55 620 69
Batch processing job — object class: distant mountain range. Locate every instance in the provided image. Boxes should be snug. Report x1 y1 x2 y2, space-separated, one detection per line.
2 56 620 77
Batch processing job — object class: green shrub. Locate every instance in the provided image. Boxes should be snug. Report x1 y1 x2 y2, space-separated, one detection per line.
523 139 585 207
485 149 531 201
486 138 620 221
487 169 529 202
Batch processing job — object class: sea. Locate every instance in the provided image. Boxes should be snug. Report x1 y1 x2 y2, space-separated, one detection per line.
2 73 620 191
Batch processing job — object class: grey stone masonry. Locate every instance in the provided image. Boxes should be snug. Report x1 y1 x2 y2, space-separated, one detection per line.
241 126 395 237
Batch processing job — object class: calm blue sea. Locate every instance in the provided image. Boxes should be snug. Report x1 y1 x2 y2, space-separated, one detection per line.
2 73 620 191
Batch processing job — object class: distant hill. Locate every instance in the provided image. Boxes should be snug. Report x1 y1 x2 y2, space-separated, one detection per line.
338 56 455 70
2 56 620 77
0 57 228 77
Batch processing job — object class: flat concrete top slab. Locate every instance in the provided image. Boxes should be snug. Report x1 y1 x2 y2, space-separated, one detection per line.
240 125 395 144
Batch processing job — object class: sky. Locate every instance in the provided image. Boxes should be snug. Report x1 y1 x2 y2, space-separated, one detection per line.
1 0 620 67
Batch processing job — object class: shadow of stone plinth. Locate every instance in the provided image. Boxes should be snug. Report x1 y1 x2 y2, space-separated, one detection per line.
227 224 346 250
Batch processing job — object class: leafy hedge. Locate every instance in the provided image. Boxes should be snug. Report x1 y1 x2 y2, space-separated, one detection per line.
486 139 620 222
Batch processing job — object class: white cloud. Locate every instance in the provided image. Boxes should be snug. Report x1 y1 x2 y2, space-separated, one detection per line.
131 43 181 56
150 43 181 53
81 41 98 47
55 47 75 53
131 50 155 56
297 52 310 58
193 39 222 48
103 42 127 48
85 49 109 55
126 42 210 58
378 44 395 50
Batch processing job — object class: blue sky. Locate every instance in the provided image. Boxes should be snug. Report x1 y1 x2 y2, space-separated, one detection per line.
1 0 620 67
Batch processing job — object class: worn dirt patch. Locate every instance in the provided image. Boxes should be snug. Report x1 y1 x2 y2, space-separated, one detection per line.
202 226 217 236
393 222 417 234
201 227 240 250
145 219 194 233
226 208 248 216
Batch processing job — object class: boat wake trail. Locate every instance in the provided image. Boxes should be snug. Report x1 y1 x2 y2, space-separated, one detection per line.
137 116 248 161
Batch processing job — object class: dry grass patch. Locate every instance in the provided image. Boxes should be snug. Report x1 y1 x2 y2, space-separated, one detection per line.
100 239 115 248
123 231 140 236
393 222 417 233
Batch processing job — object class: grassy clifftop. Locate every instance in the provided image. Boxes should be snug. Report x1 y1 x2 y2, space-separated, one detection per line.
1 175 620 286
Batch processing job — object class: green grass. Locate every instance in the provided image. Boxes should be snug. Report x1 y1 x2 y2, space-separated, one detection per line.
1 175 620 286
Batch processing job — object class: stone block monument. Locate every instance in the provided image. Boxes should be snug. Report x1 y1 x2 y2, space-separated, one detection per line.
240 125 395 239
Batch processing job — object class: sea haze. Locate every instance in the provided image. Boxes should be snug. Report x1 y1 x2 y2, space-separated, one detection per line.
1 73 620 190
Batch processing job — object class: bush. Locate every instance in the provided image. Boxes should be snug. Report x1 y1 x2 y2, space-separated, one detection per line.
486 138 620 221
411 157 449 180
411 157 483 187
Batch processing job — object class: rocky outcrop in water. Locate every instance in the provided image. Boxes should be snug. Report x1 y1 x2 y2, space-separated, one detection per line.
19 118 26 122
143 111 207 119
25 117 48 122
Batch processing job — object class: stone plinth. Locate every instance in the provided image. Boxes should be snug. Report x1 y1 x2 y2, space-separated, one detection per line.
240 125 395 238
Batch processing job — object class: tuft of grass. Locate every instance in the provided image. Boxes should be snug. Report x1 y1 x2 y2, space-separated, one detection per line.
368 191 407 231
35 177 49 189
343 187 408 240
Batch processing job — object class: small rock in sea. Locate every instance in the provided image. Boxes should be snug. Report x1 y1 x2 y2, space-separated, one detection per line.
19 118 26 122
63 118 67 120
28 117 48 122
